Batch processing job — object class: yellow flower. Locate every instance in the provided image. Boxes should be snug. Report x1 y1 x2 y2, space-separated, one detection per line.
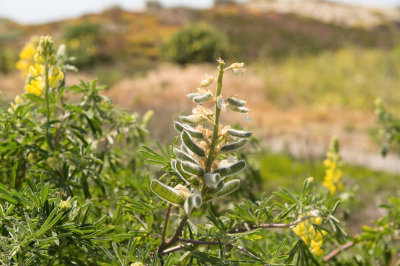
26 77 44 96
29 64 43 77
49 66 64 88
19 43 36 60
323 137 343 195
292 212 325 256
15 36 38 77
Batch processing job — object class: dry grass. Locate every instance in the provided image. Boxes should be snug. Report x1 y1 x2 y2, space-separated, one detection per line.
0 63 392 170
104 63 375 154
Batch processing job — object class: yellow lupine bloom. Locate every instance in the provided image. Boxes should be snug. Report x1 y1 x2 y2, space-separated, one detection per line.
26 77 44 96
49 66 64 88
28 64 43 77
19 44 36 60
292 212 325 256
322 137 343 195
15 36 38 77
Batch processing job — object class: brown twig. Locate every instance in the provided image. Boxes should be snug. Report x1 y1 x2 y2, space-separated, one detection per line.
161 244 186 255
177 238 261 260
230 215 312 234
323 241 354 262
161 205 172 243
158 215 188 254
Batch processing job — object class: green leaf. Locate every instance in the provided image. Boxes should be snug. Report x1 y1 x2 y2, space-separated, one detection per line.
11 159 19 189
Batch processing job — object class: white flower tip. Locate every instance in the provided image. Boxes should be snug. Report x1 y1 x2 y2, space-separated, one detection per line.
200 74 215 87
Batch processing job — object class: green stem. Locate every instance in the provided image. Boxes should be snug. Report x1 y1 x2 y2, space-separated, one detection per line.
45 62 50 122
205 60 225 173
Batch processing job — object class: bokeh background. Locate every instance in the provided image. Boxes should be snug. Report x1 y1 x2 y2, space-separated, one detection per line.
1 0 400 232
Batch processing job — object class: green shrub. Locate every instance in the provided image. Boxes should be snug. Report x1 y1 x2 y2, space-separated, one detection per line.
0 47 18 73
62 22 103 67
161 23 228 64
2 34 400 265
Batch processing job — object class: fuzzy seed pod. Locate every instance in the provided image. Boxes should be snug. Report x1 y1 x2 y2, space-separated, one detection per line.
203 173 221 189
181 161 205 177
228 105 248 113
184 196 193 214
187 93 200 99
150 180 185 205
227 128 252 138
179 115 202 124
213 160 246 177
181 131 205 157
192 189 202 208
173 148 198 164
227 97 246 107
216 179 240 197
220 139 248 152
171 159 191 185
174 121 203 138
193 92 212 104
174 121 184 132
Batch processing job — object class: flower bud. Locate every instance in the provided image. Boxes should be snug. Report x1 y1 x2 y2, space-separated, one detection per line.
200 74 215 87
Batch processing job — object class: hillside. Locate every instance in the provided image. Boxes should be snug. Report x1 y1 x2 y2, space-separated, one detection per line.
0 4 399 75
247 0 400 28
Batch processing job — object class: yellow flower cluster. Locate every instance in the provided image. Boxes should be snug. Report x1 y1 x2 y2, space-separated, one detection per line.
322 137 343 195
292 213 324 256
15 36 38 77
22 36 64 96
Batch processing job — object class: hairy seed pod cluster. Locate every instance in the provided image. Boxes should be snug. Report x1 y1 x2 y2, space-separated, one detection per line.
151 59 252 215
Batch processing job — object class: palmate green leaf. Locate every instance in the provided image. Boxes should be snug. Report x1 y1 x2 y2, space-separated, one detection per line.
120 196 156 213
0 183 20 205
273 187 298 204
140 144 171 166
11 159 18 189
35 209 64 238
285 239 320 266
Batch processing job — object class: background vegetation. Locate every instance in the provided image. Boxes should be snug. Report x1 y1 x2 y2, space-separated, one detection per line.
1 1 400 264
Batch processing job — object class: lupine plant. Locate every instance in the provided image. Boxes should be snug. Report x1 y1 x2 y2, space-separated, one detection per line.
0 36 151 264
137 59 350 265
2 34 398 265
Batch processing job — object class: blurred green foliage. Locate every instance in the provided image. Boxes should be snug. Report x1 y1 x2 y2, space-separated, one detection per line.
62 22 104 68
259 47 400 111
258 152 400 194
161 23 228 64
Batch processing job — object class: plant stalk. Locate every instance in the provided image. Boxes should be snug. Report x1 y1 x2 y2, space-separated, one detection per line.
45 61 50 122
205 60 225 173
158 215 188 255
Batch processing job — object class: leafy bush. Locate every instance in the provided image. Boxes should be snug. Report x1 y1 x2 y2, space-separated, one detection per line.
1 35 400 265
0 36 151 264
260 47 400 111
0 47 18 73
62 22 103 67
161 23 228 64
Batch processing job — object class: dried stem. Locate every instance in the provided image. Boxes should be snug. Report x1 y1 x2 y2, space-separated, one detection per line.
177 238 261 260
161 205 172 243
323 241 354 262
230 215 313 234
158 215 188 255
161 244 186 255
